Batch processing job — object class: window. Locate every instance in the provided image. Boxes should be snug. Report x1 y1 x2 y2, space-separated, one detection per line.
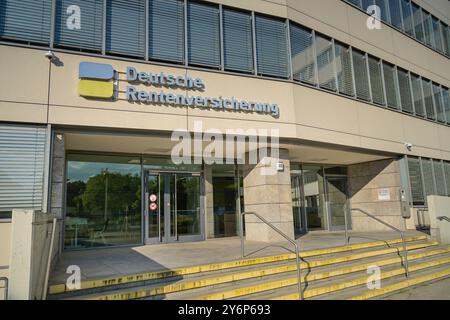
375 0 389 23
352 49 370 100
149 0 185 63
290 23 316 84
362 0 373 11
401 0 414 37
441 22 450 56
421 158 435 198
445 162 450 196
431 16 443 52
422 78 435 120
222 8 253 73
64 154 142 249
55 0 103 51
383 62 399 109
388 0 403 29
408 157 425 206
368 55 385 105
433 160 446 196
348 0 362 7
411 74 425 116
0 125 46 212
397 68 413 113
187 1 220 68
0 0 51 44
442 88 450 125
106 0 145 58
255 15 289 78
315 34 336 91
334 41 354 96
433 83 446 123
412 3 424 42
421 10 433 47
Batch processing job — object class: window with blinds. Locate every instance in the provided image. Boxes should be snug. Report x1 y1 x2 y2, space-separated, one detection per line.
255 15 289 78
411 74 425 117
431 17 443 53
368 56 385 105
187 1 220 68
106 0 145 58
412 3 424 42
401 0 414 37
441 22 450 56
433 160 447 196
149 0 184 63
352 49 370 101
375 0 389 23
388 0 403 29
421 158 436 198
442 88 450 125
222 8 253 73
433 84 445 123
422 79 435 120
397 68 413 113
0 0 51 44
445 162 450 196
334 42 354 96
408 157 425 206
0 125 46 212
316 34 336 91
290 23 316 85
422 10 433 47
383 62 399 109
54 0 103 51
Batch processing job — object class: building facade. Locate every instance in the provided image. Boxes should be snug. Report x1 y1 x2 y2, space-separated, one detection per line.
0 0 450 250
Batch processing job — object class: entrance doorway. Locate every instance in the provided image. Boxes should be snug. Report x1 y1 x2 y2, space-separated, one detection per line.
144 171 204 244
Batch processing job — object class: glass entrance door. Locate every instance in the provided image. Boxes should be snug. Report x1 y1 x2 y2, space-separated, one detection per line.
145 172 203 244
325 175 350 231
291 175 307 235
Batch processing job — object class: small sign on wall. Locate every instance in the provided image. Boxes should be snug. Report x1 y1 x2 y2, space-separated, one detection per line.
377 188 391 201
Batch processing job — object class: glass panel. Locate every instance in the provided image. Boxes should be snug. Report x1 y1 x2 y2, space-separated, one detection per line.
352 49 371 100
422 10 433 47
445 162 450 196
433 84 445 123
375 0 389 22
433 160 446 196
422 79 435 120
326 175 348 230
55 0 103 51
368 55 385 105
408 157 425 206
187 1 220 68
106 0 145 57
362 0 374 11
176 175 200 236
335 42 354 96
441 22 450 56
412 3 424 42
316 34 336 91
431 16 443 52
212 165 238 238
383 62 399 109
411 74 425 116
303 166 327 231
397 68 413 113
147 174 160 238
388 0 403 29
290 23 316 84
223 8 253 73
421 159 435 200
291 175 305 234
149 0 185 63
401 0 414 36
442 88 450 125
65 154 142 250
255 15 289 78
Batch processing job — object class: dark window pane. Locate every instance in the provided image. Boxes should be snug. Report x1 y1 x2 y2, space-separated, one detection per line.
316 34 336 91
408 157 425 206
397 68 413 113
422 79 435 120
433 160 446 196
383 62 399 109
388 0 403 29
401 0 414 36
433 83 445 123
352 49 370 100
335 42 354 96
411 74 425 116
412 3 424 42
431 16 443 52
422 10 433 47
421 158 435 199
290 23 316 84
442 88 450 125
368 56 385 105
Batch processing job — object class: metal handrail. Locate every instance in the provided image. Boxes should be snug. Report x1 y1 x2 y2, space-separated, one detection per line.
437 216 450 223
240 211 303 300
0 277 8 300
349 208 409 277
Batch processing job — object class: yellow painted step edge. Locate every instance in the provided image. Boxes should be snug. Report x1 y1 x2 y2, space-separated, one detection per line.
49 235 427 295
273 257 450 300
86 244 448 301
348 269 450 300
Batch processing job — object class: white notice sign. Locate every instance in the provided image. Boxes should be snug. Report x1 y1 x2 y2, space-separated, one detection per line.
377 188 391 201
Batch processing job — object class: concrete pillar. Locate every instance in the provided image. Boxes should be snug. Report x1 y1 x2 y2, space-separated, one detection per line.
243 148 294 242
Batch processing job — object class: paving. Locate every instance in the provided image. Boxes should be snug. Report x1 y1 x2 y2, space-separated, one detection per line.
380 277 450 300
49 230 426 286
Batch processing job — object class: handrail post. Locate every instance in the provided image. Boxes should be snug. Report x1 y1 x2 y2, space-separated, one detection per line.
240 211 245 259
293 242 304 300
400 231 409 277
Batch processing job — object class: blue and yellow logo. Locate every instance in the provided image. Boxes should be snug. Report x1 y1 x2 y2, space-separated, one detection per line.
78 62 115 99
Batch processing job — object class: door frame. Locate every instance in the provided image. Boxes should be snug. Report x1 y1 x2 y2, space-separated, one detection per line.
291 173 308 235
143 170 205 245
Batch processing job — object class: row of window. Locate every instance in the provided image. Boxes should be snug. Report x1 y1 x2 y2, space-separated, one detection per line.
0 0 449 126
408 157 450 206
345 0 450 58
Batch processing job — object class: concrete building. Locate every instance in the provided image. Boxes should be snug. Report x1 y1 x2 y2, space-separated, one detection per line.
0 0 450 300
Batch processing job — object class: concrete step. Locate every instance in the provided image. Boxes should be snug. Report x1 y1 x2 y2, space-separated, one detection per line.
48 235 428 299
64 242 447 300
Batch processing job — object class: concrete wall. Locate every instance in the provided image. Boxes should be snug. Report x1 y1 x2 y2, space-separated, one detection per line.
348 159 407 231
427 196 450 244
0 220 11 300
8 210 58 300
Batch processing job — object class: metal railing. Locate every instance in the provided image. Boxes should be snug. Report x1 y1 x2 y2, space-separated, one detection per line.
348 208 409 277
239 211 304 300
437 216 450 223
0 277 8 300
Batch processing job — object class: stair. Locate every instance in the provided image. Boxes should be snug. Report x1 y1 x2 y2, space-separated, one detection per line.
47 235 450 300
